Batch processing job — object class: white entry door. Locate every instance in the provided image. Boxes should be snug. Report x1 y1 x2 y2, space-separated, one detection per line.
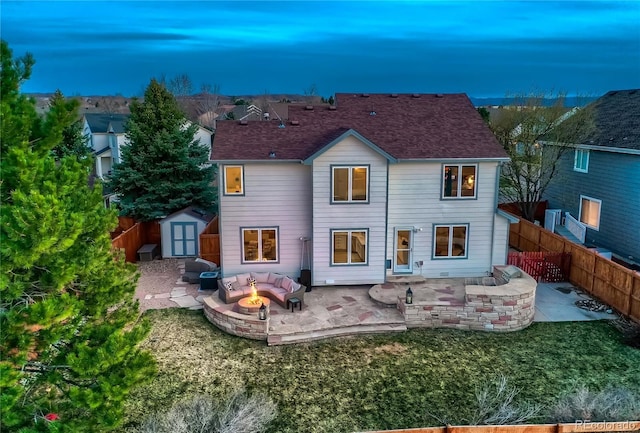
171 222 198 256
393 228 413 273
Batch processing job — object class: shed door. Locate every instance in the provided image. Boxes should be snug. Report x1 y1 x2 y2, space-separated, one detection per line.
171 222 198 256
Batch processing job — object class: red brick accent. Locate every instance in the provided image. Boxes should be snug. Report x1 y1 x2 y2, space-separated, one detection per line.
423 306 434 311
503 300 518 306
475 307 493 313
522 303 532 309
499 315 512 321
443 318 460 324
491 320 507 325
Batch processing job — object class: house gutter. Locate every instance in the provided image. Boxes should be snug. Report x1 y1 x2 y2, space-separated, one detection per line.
540 141 640 156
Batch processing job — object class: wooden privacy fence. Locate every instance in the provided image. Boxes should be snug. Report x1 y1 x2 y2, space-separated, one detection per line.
508 213 640 323
359 420 640 433
508 251 571 282
199 215 220 265
111 217 160 263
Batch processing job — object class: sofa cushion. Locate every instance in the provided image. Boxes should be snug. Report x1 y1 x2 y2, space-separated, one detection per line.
290 281 301 293
256 283 276 291
236 273 251 286
251 272 270 283
267 272 280 284
222 276 236 286
270 287 288 302
273 277 283 288
281 277 294 292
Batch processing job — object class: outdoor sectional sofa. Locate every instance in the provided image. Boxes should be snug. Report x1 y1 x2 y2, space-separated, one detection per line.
218 272 305 308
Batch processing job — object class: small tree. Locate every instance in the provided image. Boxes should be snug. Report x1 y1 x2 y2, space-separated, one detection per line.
110 79 216 221
491 92 594 222
1 40 154 432
46 90 92 161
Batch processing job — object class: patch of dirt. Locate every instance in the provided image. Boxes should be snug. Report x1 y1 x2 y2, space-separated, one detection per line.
611 316 640 349
134 259 201 312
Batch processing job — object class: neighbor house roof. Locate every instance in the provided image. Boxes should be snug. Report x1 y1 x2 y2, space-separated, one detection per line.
212 93 508 161
578 89 640 151
84 113 129 134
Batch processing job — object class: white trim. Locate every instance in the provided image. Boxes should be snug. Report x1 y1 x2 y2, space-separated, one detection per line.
223 165 244 195
573 149 589 173
578 195 601 230
241 227 278 263
393 228 413 273
442 164 477 199
541 141 640 156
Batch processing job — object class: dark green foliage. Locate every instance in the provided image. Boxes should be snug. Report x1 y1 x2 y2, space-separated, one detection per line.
477 107 490 123
46 91 91 161
0 40 154 432
109 79 215 221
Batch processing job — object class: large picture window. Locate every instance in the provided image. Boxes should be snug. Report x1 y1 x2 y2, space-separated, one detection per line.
579 196 601 230
331 230 367 265
242 228 278 262
443 165 476 198
332 166 368 202
574 149 589 173
433 224 468 258
224 165 244 195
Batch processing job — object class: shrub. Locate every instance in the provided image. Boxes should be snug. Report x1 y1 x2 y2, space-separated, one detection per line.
138 389 277 433
548 385 640 422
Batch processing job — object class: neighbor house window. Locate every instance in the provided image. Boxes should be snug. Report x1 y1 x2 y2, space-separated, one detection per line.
574 149 589 172
331 230 367 265
433 224 468 258
224 165 244 195
332 166 368 202
242 228 278 262
579 196 601 230
443 165 476 198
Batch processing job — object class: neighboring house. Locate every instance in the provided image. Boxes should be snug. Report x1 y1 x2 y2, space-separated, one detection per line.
83 113 213 179
542 89 640 266
211 93 514 286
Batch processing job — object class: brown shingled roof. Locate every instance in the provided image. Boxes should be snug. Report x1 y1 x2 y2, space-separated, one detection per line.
211 93 508 161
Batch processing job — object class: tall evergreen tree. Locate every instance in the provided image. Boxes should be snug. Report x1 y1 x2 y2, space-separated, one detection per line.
110 79 216 221
0 40 154 432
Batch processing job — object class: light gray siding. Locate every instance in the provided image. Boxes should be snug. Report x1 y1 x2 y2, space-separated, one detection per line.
544 149 640 261
387 162 502 277
492 214 510 266
218 163 312 278
311 135 388 285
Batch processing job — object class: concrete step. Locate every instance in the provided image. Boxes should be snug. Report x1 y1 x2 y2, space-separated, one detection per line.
267 322 407 346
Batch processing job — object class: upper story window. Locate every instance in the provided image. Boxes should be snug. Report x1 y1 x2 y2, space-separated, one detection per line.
433 224 468 258
242 227 278 262
579 195 601 230
224 165 244 195
574 149 589 173
443 164 476 198
332 165 369 203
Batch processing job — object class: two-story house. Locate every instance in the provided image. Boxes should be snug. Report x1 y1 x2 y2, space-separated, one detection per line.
211 93 514 286
543 89 640 268
83 113 214 179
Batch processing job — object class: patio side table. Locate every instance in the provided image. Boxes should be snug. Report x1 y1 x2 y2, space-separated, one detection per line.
287 297 302 312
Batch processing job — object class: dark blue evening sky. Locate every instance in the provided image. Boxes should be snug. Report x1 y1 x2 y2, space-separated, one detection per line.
2 1 639 97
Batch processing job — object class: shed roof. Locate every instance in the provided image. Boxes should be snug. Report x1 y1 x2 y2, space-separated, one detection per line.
160 206 214 223
212 93 508 161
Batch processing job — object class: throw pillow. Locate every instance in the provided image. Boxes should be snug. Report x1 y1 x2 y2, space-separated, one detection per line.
236 273 251 286
290 282 301 293
281 277 294 292
251 272 270 283
224 281 234 291
267 272 279 284
248 277 256 286
273 277 283 288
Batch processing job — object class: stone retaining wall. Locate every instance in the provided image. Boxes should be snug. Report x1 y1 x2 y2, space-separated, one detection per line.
203 297 268 340
399 267 536 332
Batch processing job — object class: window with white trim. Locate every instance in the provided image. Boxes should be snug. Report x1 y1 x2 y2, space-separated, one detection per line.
224 165 244 195
579 196 601 230
331 230 367 265
332 166 368 202
242 228 278 262
574 149 589 172
434 224 468 258
443 165 476 198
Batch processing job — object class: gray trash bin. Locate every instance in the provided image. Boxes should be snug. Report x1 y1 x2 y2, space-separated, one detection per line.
199 271 219 291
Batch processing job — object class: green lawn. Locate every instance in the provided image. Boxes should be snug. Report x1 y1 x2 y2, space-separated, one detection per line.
121 309 640 433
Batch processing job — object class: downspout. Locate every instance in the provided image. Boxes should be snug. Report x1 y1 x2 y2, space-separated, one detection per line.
489 162 503 272
384 160 390 282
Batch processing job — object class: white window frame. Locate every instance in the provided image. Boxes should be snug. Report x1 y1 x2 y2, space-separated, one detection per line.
442 164 477 199
241 227 278 263
223 165 244 195
331 229 368 265
433 224 469 259
579 195 601 230
573 149 589 173
331 165 369 203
